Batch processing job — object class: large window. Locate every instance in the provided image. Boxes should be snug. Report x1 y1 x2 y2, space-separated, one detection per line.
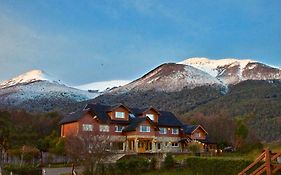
99 125 109 132
115 125 124 132
159 127 167 134
82 124 93 131
172 128 179 134
115 112 125 118
140 125 150 132
146 114 154 120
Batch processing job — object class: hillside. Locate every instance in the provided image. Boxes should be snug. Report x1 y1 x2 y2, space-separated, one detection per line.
183 80 281 142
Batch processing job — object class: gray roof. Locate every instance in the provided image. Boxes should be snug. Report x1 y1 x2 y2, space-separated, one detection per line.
182 125 199 134
59 103 183 127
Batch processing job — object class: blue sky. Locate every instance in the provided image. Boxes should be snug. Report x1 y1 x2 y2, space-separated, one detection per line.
0 0 281 85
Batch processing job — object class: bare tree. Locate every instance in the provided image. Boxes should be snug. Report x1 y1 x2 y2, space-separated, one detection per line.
65 133 112 175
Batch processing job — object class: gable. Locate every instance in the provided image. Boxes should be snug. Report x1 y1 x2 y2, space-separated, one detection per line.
107 106 130 121
142 108 159 122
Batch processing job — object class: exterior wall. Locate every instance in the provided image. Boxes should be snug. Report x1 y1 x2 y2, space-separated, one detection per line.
107 106 130 121
156 136 182 153
77 113 129 136
61 122 79 137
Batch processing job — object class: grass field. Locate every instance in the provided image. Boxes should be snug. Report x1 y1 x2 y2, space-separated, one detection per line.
143 169 192 175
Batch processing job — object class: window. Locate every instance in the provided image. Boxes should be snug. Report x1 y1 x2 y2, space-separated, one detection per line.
99 125 109 132
157 142 161 150
140 125 150 132
194 132 201 138
115 112 125 118
171 142 179 147
172 128 179 134
146 114 154 120
82 124 93 131
115 125 124 132
159 127 167 134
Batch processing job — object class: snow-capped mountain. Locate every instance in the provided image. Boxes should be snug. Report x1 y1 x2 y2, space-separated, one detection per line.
110 63 224 94
75 80 131 92
0 69 60 89
0 70 100 112
179 57 281 84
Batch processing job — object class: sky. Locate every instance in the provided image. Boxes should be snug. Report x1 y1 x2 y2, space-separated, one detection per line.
0 0 281 85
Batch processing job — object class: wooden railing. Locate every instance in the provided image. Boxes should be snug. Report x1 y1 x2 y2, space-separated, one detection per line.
238 148 281 175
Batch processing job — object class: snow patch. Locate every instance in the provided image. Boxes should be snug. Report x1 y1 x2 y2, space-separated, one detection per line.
75 80 131 92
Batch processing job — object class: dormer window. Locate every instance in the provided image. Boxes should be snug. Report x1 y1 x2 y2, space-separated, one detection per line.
146 114 154 121
115 112 125 119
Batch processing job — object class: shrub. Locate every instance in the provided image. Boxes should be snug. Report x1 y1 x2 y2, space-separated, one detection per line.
116 157 150 175
3 164 41 175
187 142 201 155
163 154 175 169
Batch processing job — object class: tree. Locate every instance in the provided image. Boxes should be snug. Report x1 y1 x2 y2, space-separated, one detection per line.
65 134 112 175
234 119 249 149
0 111 13 165
188 142 201 155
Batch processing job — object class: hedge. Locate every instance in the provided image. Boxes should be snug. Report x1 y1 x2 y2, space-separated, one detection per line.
3 164 41 175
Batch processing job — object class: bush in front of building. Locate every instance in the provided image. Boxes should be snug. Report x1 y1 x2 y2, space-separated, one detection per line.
3 164 41 175
116 157 150 175
163 154 175 169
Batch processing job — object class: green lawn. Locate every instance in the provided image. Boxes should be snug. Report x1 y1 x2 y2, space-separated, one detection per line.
142 169 193 175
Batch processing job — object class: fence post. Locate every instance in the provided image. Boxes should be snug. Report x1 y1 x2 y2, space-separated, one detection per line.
265 148 272 175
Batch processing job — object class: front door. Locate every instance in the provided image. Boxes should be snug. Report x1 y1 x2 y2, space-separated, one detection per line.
138 139 152 153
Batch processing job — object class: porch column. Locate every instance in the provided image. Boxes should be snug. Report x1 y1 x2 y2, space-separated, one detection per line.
152 139 156 152
134 138 138 153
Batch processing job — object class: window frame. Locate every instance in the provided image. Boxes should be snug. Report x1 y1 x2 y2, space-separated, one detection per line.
146 114 154 121
82 124 93 132
140 125 150 132
115 125 124 132
99 124 109 132
159 127 167 134
172 128 179 135
115 111 125 119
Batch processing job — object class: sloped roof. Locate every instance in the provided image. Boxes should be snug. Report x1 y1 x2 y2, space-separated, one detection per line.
59 109 89 124
157 111 183 127
183 125 208 134
123 117 159 132
60 103 183 127
122 117 146 132
183 125 199 134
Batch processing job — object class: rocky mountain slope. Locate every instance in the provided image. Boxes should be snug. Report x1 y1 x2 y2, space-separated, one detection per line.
179 57 281 84
0 70 99 112
110 63 224 94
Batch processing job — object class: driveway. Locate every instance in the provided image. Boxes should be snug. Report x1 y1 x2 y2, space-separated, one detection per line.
43 167 81 175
